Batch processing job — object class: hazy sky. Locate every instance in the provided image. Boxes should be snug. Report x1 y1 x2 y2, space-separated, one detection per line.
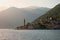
0 0 60 8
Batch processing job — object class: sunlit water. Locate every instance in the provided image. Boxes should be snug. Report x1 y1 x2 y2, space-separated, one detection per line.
0 29 60 40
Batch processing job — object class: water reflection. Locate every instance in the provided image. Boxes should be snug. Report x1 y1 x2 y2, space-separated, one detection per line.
0 29 60 40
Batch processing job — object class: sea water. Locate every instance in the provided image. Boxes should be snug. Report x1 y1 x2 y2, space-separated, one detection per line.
0 29 60 40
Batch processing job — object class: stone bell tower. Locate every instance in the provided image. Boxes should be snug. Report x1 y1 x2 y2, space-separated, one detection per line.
24 18 26 26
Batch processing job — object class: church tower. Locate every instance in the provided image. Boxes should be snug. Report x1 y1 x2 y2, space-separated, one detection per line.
24 18 26 26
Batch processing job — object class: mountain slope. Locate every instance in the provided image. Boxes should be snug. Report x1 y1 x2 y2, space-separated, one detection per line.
34 4 60 22
0 7 50 29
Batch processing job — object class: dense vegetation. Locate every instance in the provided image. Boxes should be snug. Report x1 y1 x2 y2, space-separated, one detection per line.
34 4 60 21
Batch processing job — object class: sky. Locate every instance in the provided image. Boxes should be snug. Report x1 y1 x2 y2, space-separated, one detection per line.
0 0 60 11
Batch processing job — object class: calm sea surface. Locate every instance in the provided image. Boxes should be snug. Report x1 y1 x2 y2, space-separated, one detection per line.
0 29 60 40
